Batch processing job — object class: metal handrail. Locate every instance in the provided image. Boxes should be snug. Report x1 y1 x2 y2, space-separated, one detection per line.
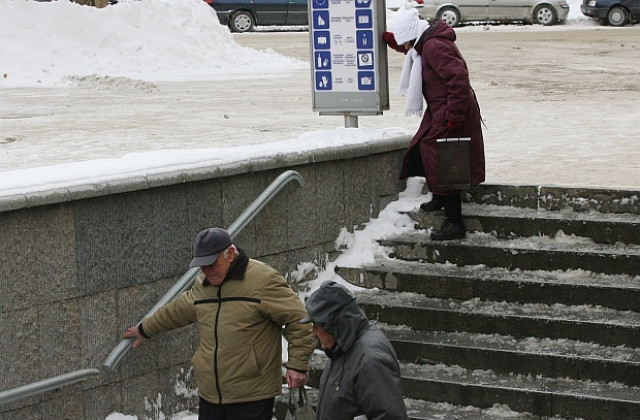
0 369 99 406
103 169 305 371
0 170 304 406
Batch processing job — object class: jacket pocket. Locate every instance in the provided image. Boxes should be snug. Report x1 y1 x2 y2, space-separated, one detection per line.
232 345 260 379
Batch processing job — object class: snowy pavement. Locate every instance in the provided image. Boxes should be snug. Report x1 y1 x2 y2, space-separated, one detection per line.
1 0 639 196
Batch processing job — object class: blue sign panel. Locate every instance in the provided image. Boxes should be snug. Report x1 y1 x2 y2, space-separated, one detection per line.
314 31 331 50
355 9 373 28
312 0 329 9
316 71 332 90
358 71 375 90
312 11 330 29
356 30 374 49
315 51 332 70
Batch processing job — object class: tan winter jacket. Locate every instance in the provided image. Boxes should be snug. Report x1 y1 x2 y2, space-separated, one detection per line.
140 252 314 404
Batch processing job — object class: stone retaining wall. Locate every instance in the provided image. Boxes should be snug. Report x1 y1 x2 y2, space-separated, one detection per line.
0 135 408 419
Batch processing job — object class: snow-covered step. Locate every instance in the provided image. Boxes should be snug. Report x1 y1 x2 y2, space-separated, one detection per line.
400 361 640 420
464 184 640 216
307 352 640 420
410 202 640 244
380 230 640 275
403 398 564 420
274 386 564 420
377 325 640 387
336 259 640 311
354 289 640 348
308 185 640 419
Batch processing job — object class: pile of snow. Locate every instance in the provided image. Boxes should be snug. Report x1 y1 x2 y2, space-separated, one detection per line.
0 0 305 87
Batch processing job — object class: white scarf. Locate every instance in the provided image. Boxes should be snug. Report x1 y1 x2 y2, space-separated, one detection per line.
397 20 431 117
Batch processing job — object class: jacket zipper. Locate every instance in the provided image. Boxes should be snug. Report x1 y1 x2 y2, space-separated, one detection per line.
214 287 223 403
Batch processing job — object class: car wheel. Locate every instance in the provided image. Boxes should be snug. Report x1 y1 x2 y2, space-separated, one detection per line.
229 10 254 33
533 4 557 25
437 7 460 27
607 6 628 26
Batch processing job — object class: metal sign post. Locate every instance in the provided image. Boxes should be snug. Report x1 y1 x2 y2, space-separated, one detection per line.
308 0 389 128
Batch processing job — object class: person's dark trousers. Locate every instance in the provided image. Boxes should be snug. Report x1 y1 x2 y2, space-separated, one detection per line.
198 397 274 420
443 192 463 223
431 192 465 240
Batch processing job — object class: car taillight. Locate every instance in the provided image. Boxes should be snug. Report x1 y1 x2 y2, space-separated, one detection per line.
414 0 424 4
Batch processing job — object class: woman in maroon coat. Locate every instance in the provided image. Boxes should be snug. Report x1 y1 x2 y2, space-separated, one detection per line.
385 10 485 240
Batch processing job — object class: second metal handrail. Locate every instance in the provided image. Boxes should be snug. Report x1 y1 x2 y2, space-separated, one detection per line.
0 369 99 406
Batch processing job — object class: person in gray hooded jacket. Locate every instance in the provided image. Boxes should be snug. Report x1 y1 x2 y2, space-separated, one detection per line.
301 281 408 420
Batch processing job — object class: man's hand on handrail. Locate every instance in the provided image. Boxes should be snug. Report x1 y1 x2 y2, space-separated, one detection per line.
123 325 147 348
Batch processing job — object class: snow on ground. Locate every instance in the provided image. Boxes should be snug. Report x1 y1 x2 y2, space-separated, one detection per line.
0 0 602 88
2 0 637 194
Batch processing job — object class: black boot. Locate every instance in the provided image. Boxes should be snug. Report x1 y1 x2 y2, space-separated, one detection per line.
431 219 466 240
420 194 445 212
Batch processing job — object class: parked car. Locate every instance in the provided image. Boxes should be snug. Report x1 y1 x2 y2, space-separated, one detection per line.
580 0 640 26
415 0 570 27
204 0 308 32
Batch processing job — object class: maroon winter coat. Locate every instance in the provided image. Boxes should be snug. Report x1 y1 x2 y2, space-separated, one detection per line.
400 20 485 195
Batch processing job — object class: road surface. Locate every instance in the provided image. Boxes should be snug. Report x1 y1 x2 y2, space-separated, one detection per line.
1 26 638 189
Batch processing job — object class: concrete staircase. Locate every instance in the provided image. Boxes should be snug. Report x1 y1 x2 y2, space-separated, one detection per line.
309 184 640 420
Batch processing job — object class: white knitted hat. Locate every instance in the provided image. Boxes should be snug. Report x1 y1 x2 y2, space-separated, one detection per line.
393 8 421 45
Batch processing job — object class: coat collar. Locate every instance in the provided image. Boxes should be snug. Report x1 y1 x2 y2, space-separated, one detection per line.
202 247 249 286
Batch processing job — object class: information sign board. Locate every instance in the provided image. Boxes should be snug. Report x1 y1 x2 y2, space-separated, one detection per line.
309 0 389 116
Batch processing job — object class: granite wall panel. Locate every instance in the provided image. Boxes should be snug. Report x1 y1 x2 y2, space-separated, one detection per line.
0 204 77 314
0 144 408 418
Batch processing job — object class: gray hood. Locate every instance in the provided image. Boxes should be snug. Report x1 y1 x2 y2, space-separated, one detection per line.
302 281 369 352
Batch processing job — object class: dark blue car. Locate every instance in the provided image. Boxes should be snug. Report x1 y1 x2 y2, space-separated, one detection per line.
580 0 640 26
205 0 308 32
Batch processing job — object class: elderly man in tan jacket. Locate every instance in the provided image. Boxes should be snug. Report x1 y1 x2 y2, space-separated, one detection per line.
124 227 314 420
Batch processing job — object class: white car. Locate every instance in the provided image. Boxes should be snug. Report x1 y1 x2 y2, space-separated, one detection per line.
415 0 570 27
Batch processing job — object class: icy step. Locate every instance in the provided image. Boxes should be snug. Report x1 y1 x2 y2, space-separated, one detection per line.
377 325 640 386
336 259 640 311
355 289 640 348
410 203 640 245
381 230 640 275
